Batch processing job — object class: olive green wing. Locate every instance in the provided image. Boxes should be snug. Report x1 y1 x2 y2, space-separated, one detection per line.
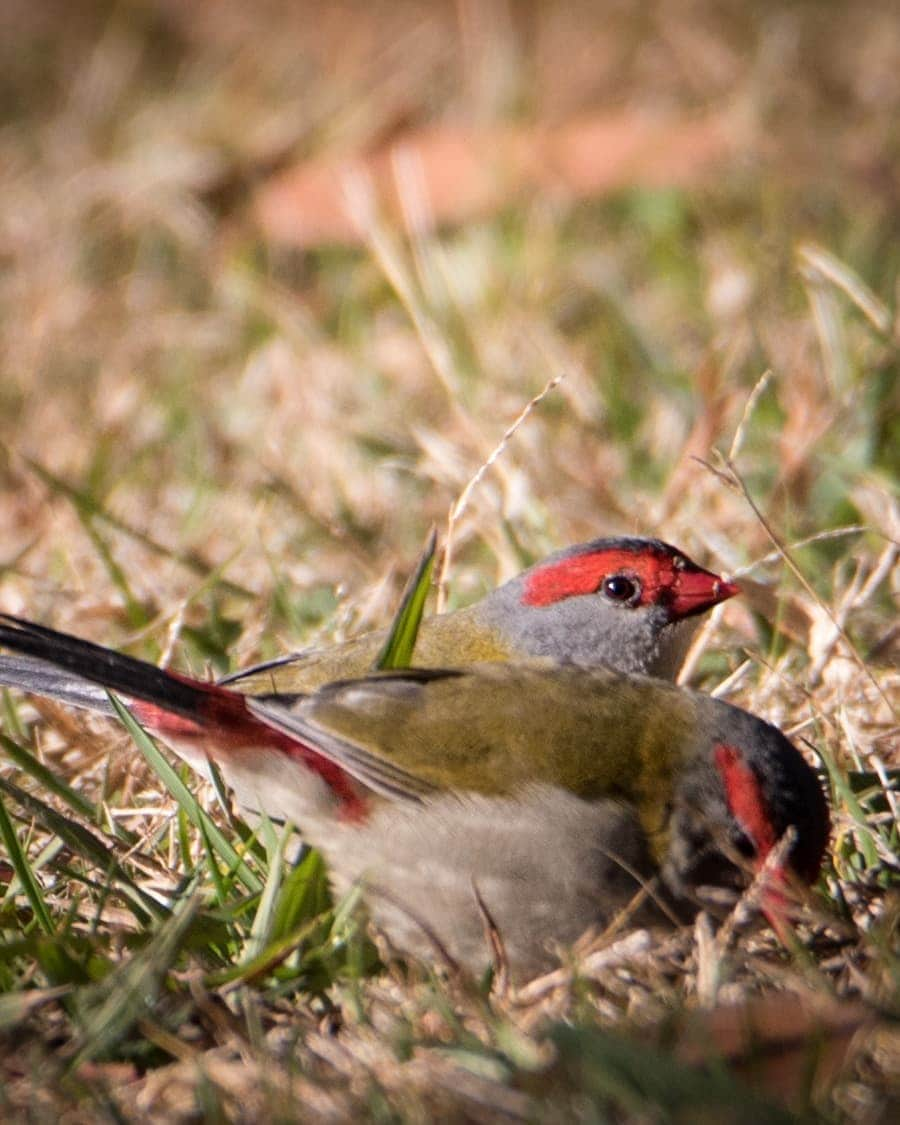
246 680 447 802
247 662 697 808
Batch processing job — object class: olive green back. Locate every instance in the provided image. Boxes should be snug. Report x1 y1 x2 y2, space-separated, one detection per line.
228 604 512 694
298 662 701 849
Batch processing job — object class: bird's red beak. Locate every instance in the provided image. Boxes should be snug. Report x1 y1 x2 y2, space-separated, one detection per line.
670 567 740 620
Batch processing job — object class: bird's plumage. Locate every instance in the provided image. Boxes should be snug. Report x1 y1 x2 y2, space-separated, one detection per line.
0 610 829 976
0 540 822 979
221 537 739 691
324 786 665 977
0 536 739 825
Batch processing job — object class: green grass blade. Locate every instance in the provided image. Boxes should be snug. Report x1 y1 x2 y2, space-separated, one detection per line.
196 811 230 905
374 528 437 671
108 694 263 895
207 909 330 988
270 846 331 941
70 891 203 1068
2 835 66 909
243 815 291 962
22 455 146 628
2 688 27 742
0 775 164 924
23 456 255 600
0 730 103 826
816 745 882 870
0 787 54 935
80 519 149 630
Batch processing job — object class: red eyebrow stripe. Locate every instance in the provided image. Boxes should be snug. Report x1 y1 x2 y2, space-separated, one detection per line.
713 742 778 862
714 741 803 942
522 549 662 607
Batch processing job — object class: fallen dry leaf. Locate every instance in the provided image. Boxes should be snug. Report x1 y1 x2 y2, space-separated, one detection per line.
676 991 873 1106
255 109 738 248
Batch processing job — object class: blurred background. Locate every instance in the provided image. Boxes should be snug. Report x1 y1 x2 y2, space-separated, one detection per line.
0 0 895 679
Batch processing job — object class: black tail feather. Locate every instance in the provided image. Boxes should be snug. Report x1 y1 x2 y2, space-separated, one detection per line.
0 653 116 714
0 614 208 718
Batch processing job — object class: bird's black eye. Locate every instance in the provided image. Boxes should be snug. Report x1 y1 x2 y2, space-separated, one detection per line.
601 574 639 603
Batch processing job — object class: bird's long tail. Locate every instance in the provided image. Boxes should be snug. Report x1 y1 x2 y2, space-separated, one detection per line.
0 614 227 720
0 652 117 714
0 614 364 812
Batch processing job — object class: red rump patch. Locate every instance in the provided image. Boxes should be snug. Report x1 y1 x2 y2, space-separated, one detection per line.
714 742 778 862
523 549 668 607
132 684 368 822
